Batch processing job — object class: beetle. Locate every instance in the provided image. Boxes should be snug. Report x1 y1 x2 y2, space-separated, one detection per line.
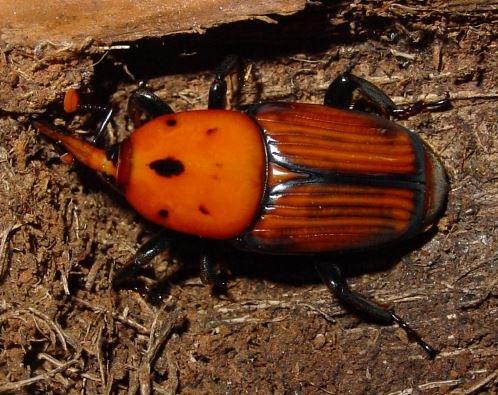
33 57 450 358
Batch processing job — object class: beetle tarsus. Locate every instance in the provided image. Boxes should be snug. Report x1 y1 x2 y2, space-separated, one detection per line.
315 262 437 358
390 313 438 359
391 93 451 119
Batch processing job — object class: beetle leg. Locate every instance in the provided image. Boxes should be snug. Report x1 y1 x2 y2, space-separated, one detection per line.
315 261 438 358
199 242 227 291
324 74 396 114
390 93 451 119
127 87 174 127
69 103 113 147
208 55 240 110
113 229 178 293
324 73 450 119
91 107 114 146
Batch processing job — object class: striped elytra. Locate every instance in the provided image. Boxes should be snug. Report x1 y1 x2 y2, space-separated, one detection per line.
236 103 448 253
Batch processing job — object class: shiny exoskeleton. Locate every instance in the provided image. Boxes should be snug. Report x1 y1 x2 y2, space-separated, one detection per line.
34 57 450 357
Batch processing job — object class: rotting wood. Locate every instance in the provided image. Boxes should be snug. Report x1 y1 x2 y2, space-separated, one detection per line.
0 0 306 46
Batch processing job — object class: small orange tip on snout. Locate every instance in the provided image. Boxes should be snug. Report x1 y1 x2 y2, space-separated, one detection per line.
33 119 117 178
63 89 80 113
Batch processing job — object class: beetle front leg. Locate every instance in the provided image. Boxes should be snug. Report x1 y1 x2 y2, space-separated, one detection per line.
127 87 175 127
208 55 240 110
324 73 450 119
315 261 438 358
113 229 179 294
199 241 227 292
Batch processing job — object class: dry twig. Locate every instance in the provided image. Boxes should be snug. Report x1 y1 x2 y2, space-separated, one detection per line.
0 359 80 393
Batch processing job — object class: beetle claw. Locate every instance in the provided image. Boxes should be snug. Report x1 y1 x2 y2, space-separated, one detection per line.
391 313 438 359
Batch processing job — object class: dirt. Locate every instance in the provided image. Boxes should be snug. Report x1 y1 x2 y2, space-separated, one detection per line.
0 1 497 394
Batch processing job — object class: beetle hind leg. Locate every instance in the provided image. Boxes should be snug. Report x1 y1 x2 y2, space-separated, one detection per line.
315 261 438 358
324 73 450 119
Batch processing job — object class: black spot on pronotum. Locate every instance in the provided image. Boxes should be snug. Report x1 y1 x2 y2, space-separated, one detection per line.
149 157 184 177
199 205 210 215
158 209 168 218
166 119 177 126
206 127 218 135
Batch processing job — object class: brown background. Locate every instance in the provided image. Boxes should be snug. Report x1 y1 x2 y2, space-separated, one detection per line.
0 1 497 393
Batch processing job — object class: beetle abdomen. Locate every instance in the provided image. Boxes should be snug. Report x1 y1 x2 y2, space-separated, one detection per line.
238 103 447 253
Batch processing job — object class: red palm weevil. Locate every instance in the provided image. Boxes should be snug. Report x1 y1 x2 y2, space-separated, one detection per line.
33 57 450 358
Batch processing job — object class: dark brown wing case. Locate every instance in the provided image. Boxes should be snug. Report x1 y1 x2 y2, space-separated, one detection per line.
237 102 432 254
